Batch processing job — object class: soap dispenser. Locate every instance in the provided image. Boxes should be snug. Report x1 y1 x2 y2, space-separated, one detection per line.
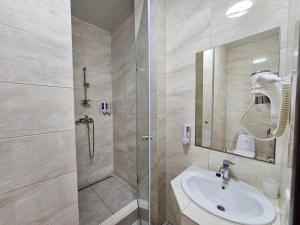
182 125 191 145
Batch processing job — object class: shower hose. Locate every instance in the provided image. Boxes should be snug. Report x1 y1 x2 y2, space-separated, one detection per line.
86 117 95 159
241 78 291 141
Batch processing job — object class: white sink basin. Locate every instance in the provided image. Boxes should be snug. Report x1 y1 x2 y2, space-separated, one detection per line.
181 170 276 225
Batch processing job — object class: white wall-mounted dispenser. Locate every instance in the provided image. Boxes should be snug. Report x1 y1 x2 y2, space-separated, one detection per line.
101 102 107 114
106 102 111 114
101 102 111 115
182 125 191 145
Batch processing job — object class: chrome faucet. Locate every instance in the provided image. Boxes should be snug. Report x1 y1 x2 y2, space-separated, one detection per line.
218 160 234 184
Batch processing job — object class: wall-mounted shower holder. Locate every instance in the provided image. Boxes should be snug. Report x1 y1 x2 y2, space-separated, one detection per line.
81 67 90 107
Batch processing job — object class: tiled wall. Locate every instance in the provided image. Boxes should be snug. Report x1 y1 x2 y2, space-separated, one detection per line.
166 0 292 224
0 0 79 224
111 14 137 188
72 17 113 188
151 0 167 224
279 0 300 224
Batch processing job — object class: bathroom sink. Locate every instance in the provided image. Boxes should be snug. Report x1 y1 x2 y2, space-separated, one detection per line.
181 170 276 225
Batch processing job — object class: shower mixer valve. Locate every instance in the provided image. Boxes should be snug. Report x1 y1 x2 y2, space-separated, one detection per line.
75 115 93 124
75 115 95 160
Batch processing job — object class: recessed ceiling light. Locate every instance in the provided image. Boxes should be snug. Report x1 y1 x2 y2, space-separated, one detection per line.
253 58 267 64
226 0 253 18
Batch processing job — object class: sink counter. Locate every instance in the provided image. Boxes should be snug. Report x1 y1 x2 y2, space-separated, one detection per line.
170 165 281 225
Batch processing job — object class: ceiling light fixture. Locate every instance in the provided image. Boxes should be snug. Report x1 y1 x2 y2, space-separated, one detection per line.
226 0 253 18
253 58 267 64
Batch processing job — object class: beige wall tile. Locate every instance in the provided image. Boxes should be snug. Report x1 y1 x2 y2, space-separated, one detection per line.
72 17 85 55
0 131 76 195
211 7 288 48
149 1 168 224
166 188 181 225
111 14 137 188
211 0 288 35
166 146 209 183
208 150 280 189
0 0 78 222
72 17 113 188
167 37 211 75
76 121 113 188
0 83 75 138
82 20 111 47
77 151 113 188
113 149 129 181
166 0 211 52
0 24 73 87
167 0 208 32
0 172 79 225
0 0 72 45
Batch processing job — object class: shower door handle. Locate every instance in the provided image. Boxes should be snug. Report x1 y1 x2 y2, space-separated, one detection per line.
142 135 152 140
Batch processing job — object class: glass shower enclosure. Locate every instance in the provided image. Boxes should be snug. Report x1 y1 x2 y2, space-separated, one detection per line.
136 0 151 223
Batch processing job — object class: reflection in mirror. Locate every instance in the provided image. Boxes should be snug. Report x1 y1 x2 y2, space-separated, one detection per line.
195 28 280 163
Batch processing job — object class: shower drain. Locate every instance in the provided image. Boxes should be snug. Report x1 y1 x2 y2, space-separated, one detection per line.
217 205 226 212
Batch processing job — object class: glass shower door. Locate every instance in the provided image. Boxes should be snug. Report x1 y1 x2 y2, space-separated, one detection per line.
136 0 151 223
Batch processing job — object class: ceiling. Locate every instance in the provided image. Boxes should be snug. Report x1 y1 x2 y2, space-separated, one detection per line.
71 0 134 31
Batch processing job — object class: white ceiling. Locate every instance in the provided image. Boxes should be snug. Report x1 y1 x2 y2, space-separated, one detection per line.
71 0 134 31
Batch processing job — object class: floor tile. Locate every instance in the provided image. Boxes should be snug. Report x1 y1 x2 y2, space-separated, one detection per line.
91 176 124 200
79 175 137 225
102 186 136 213
78 187 112 225
132 220 150 225
111 174 130 186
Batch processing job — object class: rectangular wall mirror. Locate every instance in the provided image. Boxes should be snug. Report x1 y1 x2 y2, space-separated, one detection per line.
195 28 280 164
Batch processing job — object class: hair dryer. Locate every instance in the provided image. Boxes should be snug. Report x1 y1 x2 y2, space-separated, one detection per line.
241 71 291 141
